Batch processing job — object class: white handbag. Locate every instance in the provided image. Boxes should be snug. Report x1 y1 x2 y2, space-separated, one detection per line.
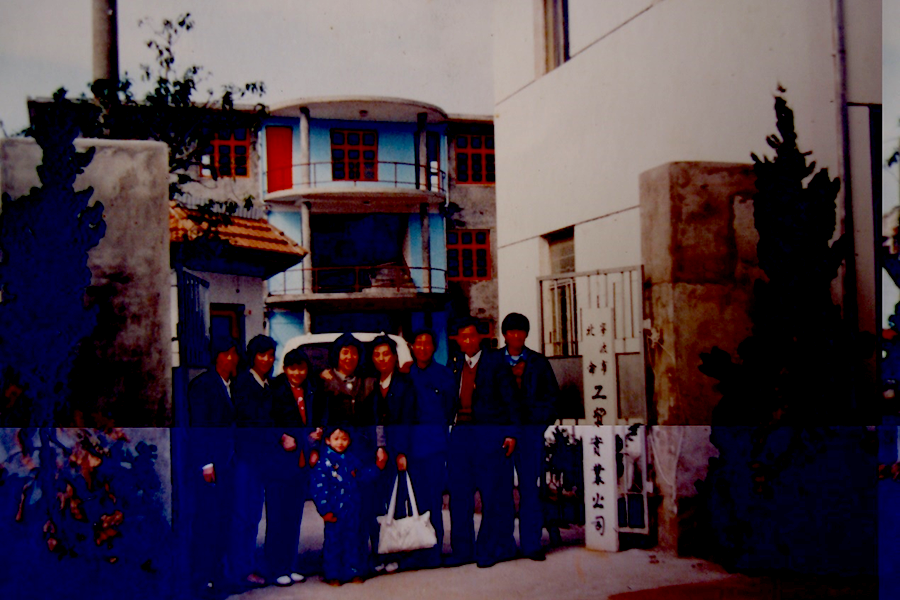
376 472 438 554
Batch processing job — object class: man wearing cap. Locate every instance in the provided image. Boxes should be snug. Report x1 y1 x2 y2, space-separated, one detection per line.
186 336 240 597
500 313 559 561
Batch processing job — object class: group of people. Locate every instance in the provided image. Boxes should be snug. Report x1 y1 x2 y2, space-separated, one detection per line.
185 313 560 597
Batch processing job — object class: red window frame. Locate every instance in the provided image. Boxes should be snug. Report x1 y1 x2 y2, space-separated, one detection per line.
331 129 378 181
202 128 250 179
455 134 495 184
447 229 491 281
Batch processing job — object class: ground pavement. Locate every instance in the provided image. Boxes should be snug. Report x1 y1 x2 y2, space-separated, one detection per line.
224 502 745 600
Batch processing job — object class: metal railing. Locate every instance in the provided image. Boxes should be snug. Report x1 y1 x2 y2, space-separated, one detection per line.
539 266 643 357
264 160 448 195
269 265 448 295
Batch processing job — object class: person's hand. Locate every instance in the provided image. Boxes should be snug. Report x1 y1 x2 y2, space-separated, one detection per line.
310 427 323 441
202 464 216 484
281 434 297 452
322 512 337 523
320 370 334 381
376 447 388 470
502 437 516 457
309 450 319 467
396 454 407 472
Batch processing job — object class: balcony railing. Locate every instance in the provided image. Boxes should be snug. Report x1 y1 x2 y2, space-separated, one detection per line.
269 265 448 295
264 161 447 196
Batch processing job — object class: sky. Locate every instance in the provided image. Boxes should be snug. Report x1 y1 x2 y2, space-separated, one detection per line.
0 0 495 135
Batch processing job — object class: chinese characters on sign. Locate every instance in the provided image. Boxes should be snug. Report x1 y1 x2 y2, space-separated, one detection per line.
581 307 616 426
580 308 618 550
578 425 618 551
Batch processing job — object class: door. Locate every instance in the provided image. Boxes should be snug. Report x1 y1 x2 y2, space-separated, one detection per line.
266 126 293 192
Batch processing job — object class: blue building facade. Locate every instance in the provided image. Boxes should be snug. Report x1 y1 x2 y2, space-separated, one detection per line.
260 98 453 364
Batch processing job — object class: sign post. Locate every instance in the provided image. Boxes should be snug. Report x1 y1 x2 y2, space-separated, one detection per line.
580 307 616 427
579 307 619 551
579 425 618 551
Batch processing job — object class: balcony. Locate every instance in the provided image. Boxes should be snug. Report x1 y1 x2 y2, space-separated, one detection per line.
267 265 448 311
263 160 448 211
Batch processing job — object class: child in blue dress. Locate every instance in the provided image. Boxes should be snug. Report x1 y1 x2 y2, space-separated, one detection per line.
312 425 379 584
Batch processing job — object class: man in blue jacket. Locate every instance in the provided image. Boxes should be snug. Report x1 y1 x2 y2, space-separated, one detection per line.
407 328 456 569
186 336 240 598
500 313 559 561
446 318 518 568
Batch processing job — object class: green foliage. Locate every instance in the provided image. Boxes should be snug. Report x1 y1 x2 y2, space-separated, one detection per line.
90 13 266 209
699 94 859 426
0 91 104 425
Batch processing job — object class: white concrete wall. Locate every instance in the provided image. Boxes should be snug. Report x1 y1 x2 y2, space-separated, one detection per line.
494 0 880 343
495 0 850 250
497 236 544 349
198 271 268 341
574 208 641 272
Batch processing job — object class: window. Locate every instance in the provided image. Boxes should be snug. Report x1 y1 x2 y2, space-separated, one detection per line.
543 276 576 356
543 228 576 356
331 129 378 181
447 229 491 280
543 0 569 72
202 128 250 178
455 134 495 184
549 234 575 274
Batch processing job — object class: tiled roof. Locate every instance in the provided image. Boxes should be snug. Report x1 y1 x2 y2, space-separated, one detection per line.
169 202 307 257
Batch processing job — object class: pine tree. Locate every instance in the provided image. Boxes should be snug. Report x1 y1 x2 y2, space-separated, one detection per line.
0 90 104 425
699 93 856 426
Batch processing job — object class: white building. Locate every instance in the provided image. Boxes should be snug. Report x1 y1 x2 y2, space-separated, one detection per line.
493 0 880 422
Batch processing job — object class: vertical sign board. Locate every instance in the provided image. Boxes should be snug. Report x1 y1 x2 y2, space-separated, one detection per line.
578 425 618 551
579 306 618 550
581 307 616 426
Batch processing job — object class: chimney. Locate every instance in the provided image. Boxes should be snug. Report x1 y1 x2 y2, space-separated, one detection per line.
92 0 119 86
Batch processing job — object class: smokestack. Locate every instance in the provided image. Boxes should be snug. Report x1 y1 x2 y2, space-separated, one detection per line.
92 0 119 85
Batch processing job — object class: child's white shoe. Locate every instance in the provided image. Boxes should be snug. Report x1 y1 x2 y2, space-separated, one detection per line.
385 562 399 573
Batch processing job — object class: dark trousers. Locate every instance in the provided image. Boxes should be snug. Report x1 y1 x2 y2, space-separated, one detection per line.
187 464 234 591
322 513 366 582
264 471 308 576
447 426 516 565
228 457 265 581
398 452 447 567
349 439 383 568
231 456 312 580
514 426 547 555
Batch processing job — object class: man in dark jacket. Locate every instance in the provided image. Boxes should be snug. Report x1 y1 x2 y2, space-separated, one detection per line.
268 348 324 586
407 329 456 569
446 318 518 568
230 334 278 588
500 313 559 561
186 335 240 597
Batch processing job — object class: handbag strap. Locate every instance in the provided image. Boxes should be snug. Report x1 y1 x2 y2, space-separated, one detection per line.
385 471 422 521
404 472 420 517
386 474 400 523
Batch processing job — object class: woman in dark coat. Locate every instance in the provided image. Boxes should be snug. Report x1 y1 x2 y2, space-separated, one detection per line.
230 334 277 588
319 333 384 574
267 348 324 586
365 335 418 572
